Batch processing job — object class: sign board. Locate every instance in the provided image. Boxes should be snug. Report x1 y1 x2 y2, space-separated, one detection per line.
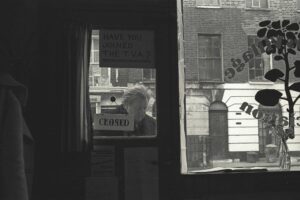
93 113 134 131
99 30 155 68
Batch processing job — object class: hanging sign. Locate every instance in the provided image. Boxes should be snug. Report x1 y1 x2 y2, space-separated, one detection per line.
99 30 155 68
93 113 134 131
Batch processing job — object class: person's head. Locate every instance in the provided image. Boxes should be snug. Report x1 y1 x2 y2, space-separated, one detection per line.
122 84 151 123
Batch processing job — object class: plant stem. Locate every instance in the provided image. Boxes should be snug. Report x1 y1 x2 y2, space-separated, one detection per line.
283 50 295 132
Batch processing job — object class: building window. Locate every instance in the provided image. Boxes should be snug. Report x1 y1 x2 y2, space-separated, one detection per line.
90 31 99 64
197 35 222 81
142 69 156 81
246 0 268 9
196 0 220 7
248 35 271 82
297 0 300 11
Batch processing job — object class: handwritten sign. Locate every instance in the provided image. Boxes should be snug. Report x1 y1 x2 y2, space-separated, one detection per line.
93 113 134 131
100 30 155 68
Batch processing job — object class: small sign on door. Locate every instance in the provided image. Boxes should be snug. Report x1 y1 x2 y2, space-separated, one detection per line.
93 113 134 131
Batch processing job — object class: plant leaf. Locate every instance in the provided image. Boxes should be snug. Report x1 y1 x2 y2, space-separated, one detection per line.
274 55 283 60
271 20 281 29
276 30 284 37
259 20 271 27
282 20 290 27
288 48 296 55
257 28 267 38
267 29 277 38
289 82 300 92
295 60 300 67
255 90 282 106
294 61 300 77
286 32 296 40
286 23 299 31
264 69 284 82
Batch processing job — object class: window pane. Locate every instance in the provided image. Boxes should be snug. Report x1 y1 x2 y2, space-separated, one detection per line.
89 67 157 137
181 1 300 174
197 0 219 6
260 0 268 8
89 30 157 138
252 0 260 7
93 38 99 49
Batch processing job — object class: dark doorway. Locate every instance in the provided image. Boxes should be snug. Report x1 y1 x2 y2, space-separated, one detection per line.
209 101 228 160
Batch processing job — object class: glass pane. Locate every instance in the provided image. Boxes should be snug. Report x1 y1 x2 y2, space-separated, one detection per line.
93 38 99 49
89 30 157 138
252 0 260 7
181 1 300 174
260 0 268 8
89 67 157 137
198 0 219 6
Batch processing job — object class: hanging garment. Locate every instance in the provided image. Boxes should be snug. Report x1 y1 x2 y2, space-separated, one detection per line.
0 73 34 200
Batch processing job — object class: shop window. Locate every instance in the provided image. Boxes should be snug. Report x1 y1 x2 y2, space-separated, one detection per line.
197 35 222 81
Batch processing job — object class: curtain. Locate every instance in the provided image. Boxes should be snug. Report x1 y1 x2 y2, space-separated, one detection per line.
61 23 92 152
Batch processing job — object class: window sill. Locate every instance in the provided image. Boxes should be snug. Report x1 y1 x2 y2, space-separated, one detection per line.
248 81 274 85
198 81 225 84
196 5 222 9
245 8 271 11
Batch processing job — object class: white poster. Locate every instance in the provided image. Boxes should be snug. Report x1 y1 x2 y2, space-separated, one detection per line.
100 30 155 68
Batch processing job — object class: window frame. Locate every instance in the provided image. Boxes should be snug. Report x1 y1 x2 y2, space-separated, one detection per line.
196 34 224 82
245 0 270 10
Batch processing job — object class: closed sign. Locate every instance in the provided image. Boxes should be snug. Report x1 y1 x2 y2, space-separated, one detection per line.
94 113 134 131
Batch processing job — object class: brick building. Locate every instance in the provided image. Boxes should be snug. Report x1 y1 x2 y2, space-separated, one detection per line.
182 0 300 169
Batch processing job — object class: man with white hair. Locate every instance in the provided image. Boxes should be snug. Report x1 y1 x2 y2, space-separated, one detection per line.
121 84 156 136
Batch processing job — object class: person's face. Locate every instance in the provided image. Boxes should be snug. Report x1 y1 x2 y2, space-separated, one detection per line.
126 97 148 123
